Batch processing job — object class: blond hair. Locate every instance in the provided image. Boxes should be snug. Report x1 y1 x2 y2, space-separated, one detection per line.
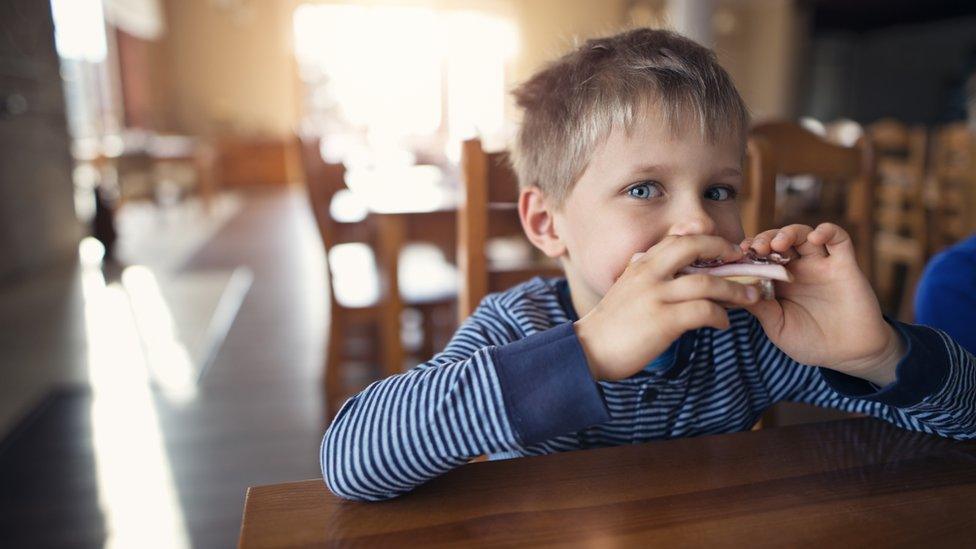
511 28 749 206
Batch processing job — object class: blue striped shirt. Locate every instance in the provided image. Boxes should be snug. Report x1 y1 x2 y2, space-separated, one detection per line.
320 277 976 501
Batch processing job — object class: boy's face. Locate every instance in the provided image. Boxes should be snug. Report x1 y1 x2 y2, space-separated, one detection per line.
552 107 745 313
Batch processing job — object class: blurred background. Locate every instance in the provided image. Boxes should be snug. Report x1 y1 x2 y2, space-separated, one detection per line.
1 0 974 547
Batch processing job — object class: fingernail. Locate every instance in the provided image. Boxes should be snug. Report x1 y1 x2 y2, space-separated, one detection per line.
773 232 786 242
746 286 758 301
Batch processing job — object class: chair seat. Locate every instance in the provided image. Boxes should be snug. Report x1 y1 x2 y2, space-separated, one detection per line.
329 242 457 309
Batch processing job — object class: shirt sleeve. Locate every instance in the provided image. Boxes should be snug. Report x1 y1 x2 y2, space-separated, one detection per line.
491 322 610 445
320 297 609 501
752 316 976 441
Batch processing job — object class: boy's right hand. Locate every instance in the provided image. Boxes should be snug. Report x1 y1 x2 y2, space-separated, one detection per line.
574 235 760 381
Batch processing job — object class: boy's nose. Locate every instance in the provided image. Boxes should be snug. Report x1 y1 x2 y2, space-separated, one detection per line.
668 207 717 237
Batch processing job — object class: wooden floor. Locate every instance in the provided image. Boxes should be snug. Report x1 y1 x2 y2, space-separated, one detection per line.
0 188 336 548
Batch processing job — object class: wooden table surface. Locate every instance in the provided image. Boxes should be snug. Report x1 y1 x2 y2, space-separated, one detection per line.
239 418 976 547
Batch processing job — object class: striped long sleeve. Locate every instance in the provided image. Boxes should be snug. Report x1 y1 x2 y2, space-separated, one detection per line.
747 315 976 441
319 292 609 501
320 277 976 502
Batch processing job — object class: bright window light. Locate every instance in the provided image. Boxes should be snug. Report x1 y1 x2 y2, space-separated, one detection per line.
293 4 518 160
50 0 108 62
78 237 191 549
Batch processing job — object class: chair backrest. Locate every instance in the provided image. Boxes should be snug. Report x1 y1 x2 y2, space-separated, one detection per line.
457 138 561 319
824 118 864 147
741 136 777 239
865 119 929 319
300 136 339 245
298 135 371 250
747 121 876 280
927 122 976 253
865 119 927 239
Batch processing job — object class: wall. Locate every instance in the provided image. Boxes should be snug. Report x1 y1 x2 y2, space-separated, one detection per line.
508 0 807 122
510 0 629 85
156 0 631 138
0 0 81 283
802 16 976 124
731 0 806 121
155 0 804 139
161 0 298 137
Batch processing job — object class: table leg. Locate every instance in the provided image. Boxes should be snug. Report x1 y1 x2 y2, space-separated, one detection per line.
195 143 216 214
376 215 405 377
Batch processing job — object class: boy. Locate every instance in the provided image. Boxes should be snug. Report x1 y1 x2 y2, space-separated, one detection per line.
320 29 976 502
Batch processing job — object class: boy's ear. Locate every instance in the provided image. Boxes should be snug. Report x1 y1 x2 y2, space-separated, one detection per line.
518 186 566 258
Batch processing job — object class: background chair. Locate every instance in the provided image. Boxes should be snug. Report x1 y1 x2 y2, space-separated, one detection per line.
457 138 562 320
748 121 876 282
744 121 876 429
926 122 976 255
867 118 929 321
299 136 455 418
740 135 777 239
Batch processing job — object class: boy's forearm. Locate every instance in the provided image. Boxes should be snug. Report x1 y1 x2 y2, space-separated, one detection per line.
320 322 611 501
321 349 521 501
811 320 976 440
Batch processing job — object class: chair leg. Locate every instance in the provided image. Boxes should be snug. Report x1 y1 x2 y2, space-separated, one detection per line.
378 306 403 378
898 259 923 323
420 306 436 361
874 255 894 315
325 310 345 419
435 302 457 353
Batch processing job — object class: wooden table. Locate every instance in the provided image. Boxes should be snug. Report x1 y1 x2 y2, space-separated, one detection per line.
239 418 976 547
345 165 459 376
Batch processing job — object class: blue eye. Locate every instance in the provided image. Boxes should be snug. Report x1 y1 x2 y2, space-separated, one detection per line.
705 186 737 201
627 182 660 200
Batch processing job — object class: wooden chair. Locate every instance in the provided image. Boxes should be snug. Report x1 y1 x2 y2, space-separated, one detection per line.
747 121 876 282
299 136 455 418
867 118 928 321
740 136 777 238
457 138 563 320
745 122 876 429
927 122 976 254
824 118 865 147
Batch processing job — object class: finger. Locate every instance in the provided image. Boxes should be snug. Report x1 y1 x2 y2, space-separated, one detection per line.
807 223 855 259
662 274 760 306
769 224 827 258
747 229 782 256
672 299 731 332
630 252 645 264
643 235 744 280
739 237 754 252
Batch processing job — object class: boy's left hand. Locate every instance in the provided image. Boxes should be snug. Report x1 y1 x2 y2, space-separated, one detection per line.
742 223 905 387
